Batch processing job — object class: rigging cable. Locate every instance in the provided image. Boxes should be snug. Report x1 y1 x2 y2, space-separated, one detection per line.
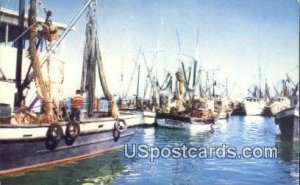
10 22 38 46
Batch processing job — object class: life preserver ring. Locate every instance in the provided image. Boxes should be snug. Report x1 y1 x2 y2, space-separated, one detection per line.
114 119 127 133
46 123 63 150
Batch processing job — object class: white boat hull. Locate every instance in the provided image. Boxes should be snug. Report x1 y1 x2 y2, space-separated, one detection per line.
156 113 213 131
0 114 140 140
156 118 191 129
243 102 265 116
142 111 156 125
119 110 155 126
270 102 290 116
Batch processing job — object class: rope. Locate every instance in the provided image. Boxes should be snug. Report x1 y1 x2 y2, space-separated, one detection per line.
110 100 120 120
184 81 195 92
156 73 170 91
157 76 172 92
124 61 138 98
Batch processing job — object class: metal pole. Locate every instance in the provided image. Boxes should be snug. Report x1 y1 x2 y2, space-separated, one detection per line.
5 23 9 46
15 0 25 107
193 60 197 87
226 78 228 97
258 64 262 98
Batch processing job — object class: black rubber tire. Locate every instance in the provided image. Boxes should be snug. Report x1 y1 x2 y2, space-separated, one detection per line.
65 136 75 146
66 122 80 139
45 137 58 151
113 128 120 142
114 119 127 133
47 123 63 143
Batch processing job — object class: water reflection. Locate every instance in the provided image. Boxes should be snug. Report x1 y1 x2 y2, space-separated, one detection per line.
154 127 213 147
0 117 299 185
142 127 155 145
275 138 300 163
275 139 300 184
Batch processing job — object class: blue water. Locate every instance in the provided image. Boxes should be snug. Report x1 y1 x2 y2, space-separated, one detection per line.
0 116 299 185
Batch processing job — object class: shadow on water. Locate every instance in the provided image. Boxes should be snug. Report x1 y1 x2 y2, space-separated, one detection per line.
0 152 125 185
275 137 300 163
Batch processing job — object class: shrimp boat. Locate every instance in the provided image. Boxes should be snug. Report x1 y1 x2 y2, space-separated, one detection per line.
156 112 213 131
119 62 156 126
213 95 232 119
242 97 266 116
270 96 290 116
156 71 214 131
0 0 139 175
270 77 299 116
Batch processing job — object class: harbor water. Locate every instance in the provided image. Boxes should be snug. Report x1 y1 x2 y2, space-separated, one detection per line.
0 116 299 185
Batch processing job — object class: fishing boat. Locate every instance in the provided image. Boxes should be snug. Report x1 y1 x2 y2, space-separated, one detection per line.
118 52 157 126
156 71 214 131
241 64 268 116
271 76 299 116
156 104 215 131
274 82 299 141
270 96 290 116
0 0 138 175
213 95 232 119
156 112 213 131
119 108 155 126
275 104 299 141
142 110 156 125
242 97 266 116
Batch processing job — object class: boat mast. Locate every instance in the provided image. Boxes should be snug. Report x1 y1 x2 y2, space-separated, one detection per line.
140 50 156 103
18 0 94 93
81 0 97 116
225 78 228 97
192 60 197 87
28 0 55 122
258 63 262 98
15 0 25 107
81 0 120 118
136 64 140 108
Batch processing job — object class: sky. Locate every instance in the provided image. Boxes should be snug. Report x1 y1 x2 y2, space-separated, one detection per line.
1 0 299 98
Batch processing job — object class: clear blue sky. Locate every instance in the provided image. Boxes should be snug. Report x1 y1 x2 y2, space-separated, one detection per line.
2 0 299 98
